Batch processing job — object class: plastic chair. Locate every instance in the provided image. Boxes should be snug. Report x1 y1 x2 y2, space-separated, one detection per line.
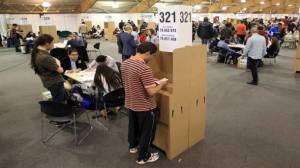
218 48 231 64
87 42 101 59
39 101 93 145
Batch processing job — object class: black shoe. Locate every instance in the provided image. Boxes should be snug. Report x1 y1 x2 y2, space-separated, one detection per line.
247 81 258 85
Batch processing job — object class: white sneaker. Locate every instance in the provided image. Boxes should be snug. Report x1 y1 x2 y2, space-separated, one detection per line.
129 148 138 154
136 153 160 165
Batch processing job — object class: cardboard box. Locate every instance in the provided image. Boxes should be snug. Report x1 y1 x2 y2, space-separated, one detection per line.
85 21 92 31
39 25 59 43
79 25 88 34
104 22 115 41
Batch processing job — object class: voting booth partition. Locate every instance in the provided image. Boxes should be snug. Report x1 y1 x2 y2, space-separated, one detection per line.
148 45 207 159
294 46 300 73
39 25 59 43
7 24 33 38
104 21 115 41
147 22 157 30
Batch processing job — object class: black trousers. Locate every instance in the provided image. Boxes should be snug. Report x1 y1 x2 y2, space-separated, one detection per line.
128 108 158 161
247 57 259 83
122 55 131 61
237 35 246 44
47 82 67 103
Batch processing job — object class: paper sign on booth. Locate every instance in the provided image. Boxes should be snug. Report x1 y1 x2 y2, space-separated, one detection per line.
158 5 193 52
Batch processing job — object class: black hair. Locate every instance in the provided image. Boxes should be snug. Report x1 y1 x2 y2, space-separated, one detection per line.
220 36 225 40
31 34 54 74
95 55 107 63
68 48 78 55
94 64 122 92
136 42 157 55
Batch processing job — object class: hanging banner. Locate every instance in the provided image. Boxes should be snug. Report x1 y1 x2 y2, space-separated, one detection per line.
40 16 51 25
158 5 192 52
20 17 28 25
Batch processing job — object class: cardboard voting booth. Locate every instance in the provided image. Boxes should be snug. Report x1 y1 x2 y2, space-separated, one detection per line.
104 21 115 41
294 46 300 73
18 25 32 38
149 6 207 160
39 25 59 43
147 22 157 30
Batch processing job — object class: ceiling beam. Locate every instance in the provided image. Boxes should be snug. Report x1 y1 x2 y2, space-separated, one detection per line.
208 0 233 13
248 0 282 13
182 0 204 5
78 0 97 13
228 0 257 13
128 0 159 13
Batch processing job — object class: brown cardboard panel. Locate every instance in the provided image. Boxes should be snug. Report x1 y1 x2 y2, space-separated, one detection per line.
79 25 88 33
18 25 32 38
85 21 92 31
296 46 300 59
156 94 170 125
153 123 169 152
147 22 157 30
294 59 300 72
39 26 59 43
168 100 189 159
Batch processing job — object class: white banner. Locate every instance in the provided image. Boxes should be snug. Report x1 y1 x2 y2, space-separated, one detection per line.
40 16 51 25
158 5 193 52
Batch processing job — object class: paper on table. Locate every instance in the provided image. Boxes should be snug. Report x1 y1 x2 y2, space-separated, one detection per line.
81 75 94 82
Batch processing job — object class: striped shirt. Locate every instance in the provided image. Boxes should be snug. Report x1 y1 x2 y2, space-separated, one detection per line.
121 57 156 112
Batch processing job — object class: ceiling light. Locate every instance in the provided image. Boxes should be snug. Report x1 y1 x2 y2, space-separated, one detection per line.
242 7 247 11
112 2 119 8
41 1 51 8
260 1 265 5
241 0 246 3
288 4 293 7
195 5 201 10
275 3 280 6
221 6 227 11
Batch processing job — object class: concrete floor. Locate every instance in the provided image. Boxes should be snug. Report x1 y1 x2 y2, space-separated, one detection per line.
0 40 300 168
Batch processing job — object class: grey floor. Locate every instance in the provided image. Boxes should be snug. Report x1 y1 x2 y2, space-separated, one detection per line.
0 39 300 168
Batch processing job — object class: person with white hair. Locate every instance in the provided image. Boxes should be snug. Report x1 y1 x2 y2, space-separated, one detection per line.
119 24 137 61
243 26 267 85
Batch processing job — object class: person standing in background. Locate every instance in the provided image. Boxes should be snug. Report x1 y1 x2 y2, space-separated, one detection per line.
243 26 267 86
120 24 137 61
197 17 214 44
236 20 247 44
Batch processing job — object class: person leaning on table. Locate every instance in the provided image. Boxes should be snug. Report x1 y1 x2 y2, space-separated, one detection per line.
31 34 66 103
243 26 267 86
121 42 168 165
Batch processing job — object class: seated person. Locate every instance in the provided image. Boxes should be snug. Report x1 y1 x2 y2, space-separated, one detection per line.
24 31 36 54
264 37 280 58
61 48 87 73
88 55 119 72
94 64 123 96
67 32 85 48
217 36 241 64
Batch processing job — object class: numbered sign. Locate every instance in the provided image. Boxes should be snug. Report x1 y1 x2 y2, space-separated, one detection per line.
40 16 51 25
158 5 192 52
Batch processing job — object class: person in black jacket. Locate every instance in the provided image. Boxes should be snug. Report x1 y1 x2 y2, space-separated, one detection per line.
61 48 87 73
197 17 214 44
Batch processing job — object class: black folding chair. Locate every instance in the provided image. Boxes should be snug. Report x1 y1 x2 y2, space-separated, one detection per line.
218 48 231 64
39 101 93 145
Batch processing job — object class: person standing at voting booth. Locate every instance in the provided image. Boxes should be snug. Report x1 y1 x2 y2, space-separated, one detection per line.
243 26 267 85
121 42 168 165
31 34 66 103
120 24 137 61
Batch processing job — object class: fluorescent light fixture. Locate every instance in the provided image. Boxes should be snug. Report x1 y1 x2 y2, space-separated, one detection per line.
41 1 51 8
275 3 280 6
241 0 246 3
260 1 265 5
221 6 227 10
288 4 293 7
195 5 201 10
112 2 119 8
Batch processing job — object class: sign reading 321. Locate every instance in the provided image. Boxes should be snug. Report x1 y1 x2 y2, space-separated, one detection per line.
158 6 192 52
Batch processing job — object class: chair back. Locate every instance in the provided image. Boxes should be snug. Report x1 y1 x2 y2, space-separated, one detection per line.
103 88 125 107
50 48 68 61
94 42 100 50
219 47 229 56
116 62 122 73
39 101 73 117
